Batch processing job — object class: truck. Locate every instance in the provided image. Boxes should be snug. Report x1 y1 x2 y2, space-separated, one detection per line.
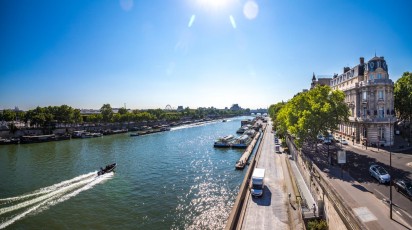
251 168 265 197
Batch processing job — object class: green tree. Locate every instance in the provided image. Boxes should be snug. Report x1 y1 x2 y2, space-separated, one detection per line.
276 85 349 148
394 72 412 121
73 109 83 124
100 104 113 123
118 107 128 115
268 102 286 128
2 109 16 121
55 105 74 124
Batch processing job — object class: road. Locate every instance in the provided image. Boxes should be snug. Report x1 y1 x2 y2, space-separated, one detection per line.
241 122 290 230
303 141 412 226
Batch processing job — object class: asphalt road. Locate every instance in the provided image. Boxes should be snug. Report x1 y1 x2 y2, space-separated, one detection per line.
241 122 290 230
302 141 412 226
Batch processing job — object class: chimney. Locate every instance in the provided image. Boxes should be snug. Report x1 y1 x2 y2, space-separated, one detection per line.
343 67 350 73
360 57 364 64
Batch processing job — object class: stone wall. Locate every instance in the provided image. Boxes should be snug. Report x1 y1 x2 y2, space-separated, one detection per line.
286 135 360 230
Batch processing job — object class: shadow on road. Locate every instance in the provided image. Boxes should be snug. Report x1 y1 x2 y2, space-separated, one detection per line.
252 186 272 206
351 184 373 193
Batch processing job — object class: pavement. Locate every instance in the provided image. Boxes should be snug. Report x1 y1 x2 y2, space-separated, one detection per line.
287 140 412 230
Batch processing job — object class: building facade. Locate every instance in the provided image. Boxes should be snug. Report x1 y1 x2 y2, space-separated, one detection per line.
311 56 396 146
328 56 395 146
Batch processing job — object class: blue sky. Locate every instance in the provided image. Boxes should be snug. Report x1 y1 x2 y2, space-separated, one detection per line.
1 0 411 110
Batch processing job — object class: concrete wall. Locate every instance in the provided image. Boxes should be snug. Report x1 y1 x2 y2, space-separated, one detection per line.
286 136 360 230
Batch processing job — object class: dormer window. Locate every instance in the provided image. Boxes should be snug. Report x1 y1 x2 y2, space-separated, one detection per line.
369 74 374 80
378 73 382 79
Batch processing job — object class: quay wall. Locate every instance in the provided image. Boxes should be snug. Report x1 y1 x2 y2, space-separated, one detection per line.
225 124 267 230
286 135 364 230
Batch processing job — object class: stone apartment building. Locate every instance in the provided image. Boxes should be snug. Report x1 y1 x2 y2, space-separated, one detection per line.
312 56 395 146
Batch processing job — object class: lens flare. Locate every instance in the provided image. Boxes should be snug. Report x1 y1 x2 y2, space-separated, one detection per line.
119 0 133 11
188 14 196 28
243 0 259 20
229 15 237 29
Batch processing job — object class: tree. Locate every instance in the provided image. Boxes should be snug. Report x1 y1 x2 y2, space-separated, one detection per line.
2 109 16 121
100 104 113 123
55 105 74 124
118 107 128 115
394 72 412 140
73 109 83 124
268 102 286 128
276 85 349 148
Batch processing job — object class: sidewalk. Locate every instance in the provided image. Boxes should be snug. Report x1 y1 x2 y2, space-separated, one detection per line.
288 158 317 218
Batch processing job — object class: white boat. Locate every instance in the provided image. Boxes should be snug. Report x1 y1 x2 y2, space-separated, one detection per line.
214 135 235 148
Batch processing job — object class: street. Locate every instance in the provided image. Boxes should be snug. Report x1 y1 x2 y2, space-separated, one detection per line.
302 141 412 226
241 122 290 229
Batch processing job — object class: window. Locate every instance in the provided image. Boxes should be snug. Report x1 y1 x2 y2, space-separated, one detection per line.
379 107 384 118
363 127 367 138
363 107 367 117
378 73 382 79
378 90 384 99
369 74 374 80
363 91 367 100
378 127 385 140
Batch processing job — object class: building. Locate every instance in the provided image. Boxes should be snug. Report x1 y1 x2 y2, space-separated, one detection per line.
230 104 242 111
328 56 395 147
311 73 332 89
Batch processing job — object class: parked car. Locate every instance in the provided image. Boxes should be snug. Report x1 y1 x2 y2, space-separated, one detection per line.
323 138 332 145
394 179 412 200
341 139 349 145
369 164 391 184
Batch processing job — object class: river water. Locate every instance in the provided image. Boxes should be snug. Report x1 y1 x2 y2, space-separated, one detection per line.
0 117 252 229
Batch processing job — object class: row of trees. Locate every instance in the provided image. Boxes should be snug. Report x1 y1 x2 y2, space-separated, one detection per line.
1 104 248 128
270 85 350 148
394 72 412 139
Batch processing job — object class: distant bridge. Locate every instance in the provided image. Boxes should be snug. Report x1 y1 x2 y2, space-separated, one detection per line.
250 109 268 114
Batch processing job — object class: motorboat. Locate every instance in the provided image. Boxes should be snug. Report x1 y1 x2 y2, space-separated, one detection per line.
98 163 117 176
130 133 139 137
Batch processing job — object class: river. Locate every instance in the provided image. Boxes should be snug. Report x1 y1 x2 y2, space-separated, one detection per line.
0 117 252 229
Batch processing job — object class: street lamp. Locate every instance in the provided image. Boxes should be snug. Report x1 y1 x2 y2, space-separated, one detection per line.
389 117 393 219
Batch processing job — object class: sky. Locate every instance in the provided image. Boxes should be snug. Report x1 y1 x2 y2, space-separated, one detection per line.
1 0 412 111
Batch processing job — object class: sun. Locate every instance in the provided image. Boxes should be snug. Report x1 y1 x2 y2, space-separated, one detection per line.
196 0 235 10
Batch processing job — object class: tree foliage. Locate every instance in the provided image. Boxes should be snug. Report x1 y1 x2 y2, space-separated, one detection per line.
268 102 286 128
100 104 113 123
276 85 349 147
394 72 412 123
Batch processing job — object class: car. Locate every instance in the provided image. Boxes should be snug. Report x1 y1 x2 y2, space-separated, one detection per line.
323 139 332 145
369 164 391 184
394 179 412 200
340 139 348 145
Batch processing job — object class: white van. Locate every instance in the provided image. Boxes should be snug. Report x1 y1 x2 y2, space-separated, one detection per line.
251 168 265 197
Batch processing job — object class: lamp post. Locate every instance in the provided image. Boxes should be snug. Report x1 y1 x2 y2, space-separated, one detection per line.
389 117 393 219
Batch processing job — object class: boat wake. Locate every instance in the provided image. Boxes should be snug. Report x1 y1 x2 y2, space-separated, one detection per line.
0 172 113 229
171 121 218 131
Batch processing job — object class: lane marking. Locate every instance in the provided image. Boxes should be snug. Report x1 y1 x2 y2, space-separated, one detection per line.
353 207 377 223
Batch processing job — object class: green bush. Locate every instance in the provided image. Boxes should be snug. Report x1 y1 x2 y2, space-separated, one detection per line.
307 219 328 230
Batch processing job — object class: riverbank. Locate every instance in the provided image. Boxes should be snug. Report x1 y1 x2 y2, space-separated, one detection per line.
0 116 236 144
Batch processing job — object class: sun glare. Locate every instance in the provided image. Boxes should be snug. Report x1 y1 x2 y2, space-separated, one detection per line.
197 0 235 10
